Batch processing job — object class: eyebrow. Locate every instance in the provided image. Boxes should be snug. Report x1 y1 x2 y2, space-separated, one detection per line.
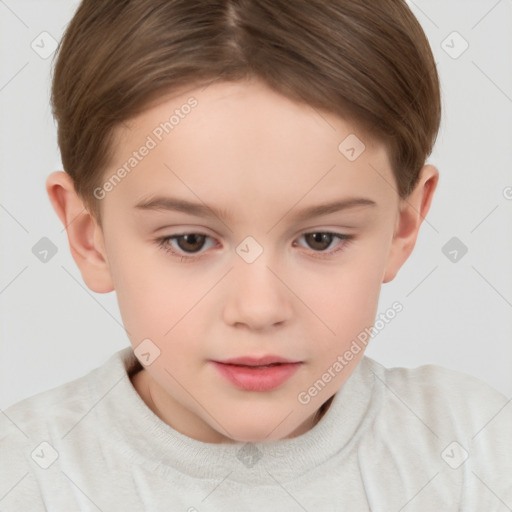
134 195 377 223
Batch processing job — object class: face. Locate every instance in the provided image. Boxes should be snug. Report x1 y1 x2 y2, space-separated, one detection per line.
96 78 401 443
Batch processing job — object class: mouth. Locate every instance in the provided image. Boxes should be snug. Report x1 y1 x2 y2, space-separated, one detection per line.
210 356 303 392
231 363 285 369
214 355 301 366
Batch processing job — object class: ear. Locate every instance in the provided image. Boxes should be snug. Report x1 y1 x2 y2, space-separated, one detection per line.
382 164 439 283
46 171 114 293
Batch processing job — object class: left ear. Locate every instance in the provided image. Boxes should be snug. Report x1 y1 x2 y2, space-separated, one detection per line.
382 164 439 283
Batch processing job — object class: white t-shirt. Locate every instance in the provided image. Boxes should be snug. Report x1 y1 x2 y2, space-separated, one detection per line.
1 347 511 511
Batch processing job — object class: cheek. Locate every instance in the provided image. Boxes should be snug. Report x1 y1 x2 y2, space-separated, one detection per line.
109 247 215 350
104 242 171 336
297 243 386 347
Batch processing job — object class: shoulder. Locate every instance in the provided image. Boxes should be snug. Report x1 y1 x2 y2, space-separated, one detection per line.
360 355 512 502
361 355 511 435
363 355 510 419
1 348 131 436
365 354 507 394
0 347 137 508
1 347 139 439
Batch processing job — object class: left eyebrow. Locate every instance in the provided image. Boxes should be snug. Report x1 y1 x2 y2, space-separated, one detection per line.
134 195 377 223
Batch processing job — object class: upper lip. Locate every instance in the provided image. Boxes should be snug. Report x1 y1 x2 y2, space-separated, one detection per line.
213 355 301 366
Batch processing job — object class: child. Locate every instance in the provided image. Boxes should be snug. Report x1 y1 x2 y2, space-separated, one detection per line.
1 0 511 509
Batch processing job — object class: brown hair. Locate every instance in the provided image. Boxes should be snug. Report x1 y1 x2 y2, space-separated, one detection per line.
50 0 441 226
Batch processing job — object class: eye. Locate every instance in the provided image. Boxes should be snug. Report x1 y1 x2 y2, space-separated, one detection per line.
157 233 215 258
293 232 353 258
295 232 346 251
156 231 353 262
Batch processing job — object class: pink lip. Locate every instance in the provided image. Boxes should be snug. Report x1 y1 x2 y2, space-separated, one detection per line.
216 355 300 366
210 357 302 392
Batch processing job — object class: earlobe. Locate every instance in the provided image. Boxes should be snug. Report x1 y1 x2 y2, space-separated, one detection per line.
46 171 114 293
382 165 439 284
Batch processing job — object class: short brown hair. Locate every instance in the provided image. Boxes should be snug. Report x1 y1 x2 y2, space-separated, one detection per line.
51 0 441 226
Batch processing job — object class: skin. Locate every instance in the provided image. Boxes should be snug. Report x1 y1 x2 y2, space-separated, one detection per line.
46 77 438 444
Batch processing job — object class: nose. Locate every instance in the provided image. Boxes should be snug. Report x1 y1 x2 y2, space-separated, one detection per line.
222 253 293 331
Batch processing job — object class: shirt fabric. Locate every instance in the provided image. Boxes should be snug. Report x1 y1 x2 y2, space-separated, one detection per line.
1 346 511 511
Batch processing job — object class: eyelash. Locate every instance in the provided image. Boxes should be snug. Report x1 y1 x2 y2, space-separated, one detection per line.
155 231 354 263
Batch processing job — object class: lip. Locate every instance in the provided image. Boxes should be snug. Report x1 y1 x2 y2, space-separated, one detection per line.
210 357 302 392
215 355 301 366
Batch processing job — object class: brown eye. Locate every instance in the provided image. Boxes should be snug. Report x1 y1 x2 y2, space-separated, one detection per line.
156 232 217 261
303 232 336 251
293 232 353 258
174 234 207 253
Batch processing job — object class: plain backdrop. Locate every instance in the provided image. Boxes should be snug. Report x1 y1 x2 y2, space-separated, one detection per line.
1 0 511 409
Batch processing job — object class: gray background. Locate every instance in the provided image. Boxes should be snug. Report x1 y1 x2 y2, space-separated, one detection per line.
1 0 511 409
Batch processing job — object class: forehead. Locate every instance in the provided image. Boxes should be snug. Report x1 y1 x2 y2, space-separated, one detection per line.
104 78 394 213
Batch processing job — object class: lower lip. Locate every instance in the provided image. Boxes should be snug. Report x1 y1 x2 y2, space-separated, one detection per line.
210 361 302 391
